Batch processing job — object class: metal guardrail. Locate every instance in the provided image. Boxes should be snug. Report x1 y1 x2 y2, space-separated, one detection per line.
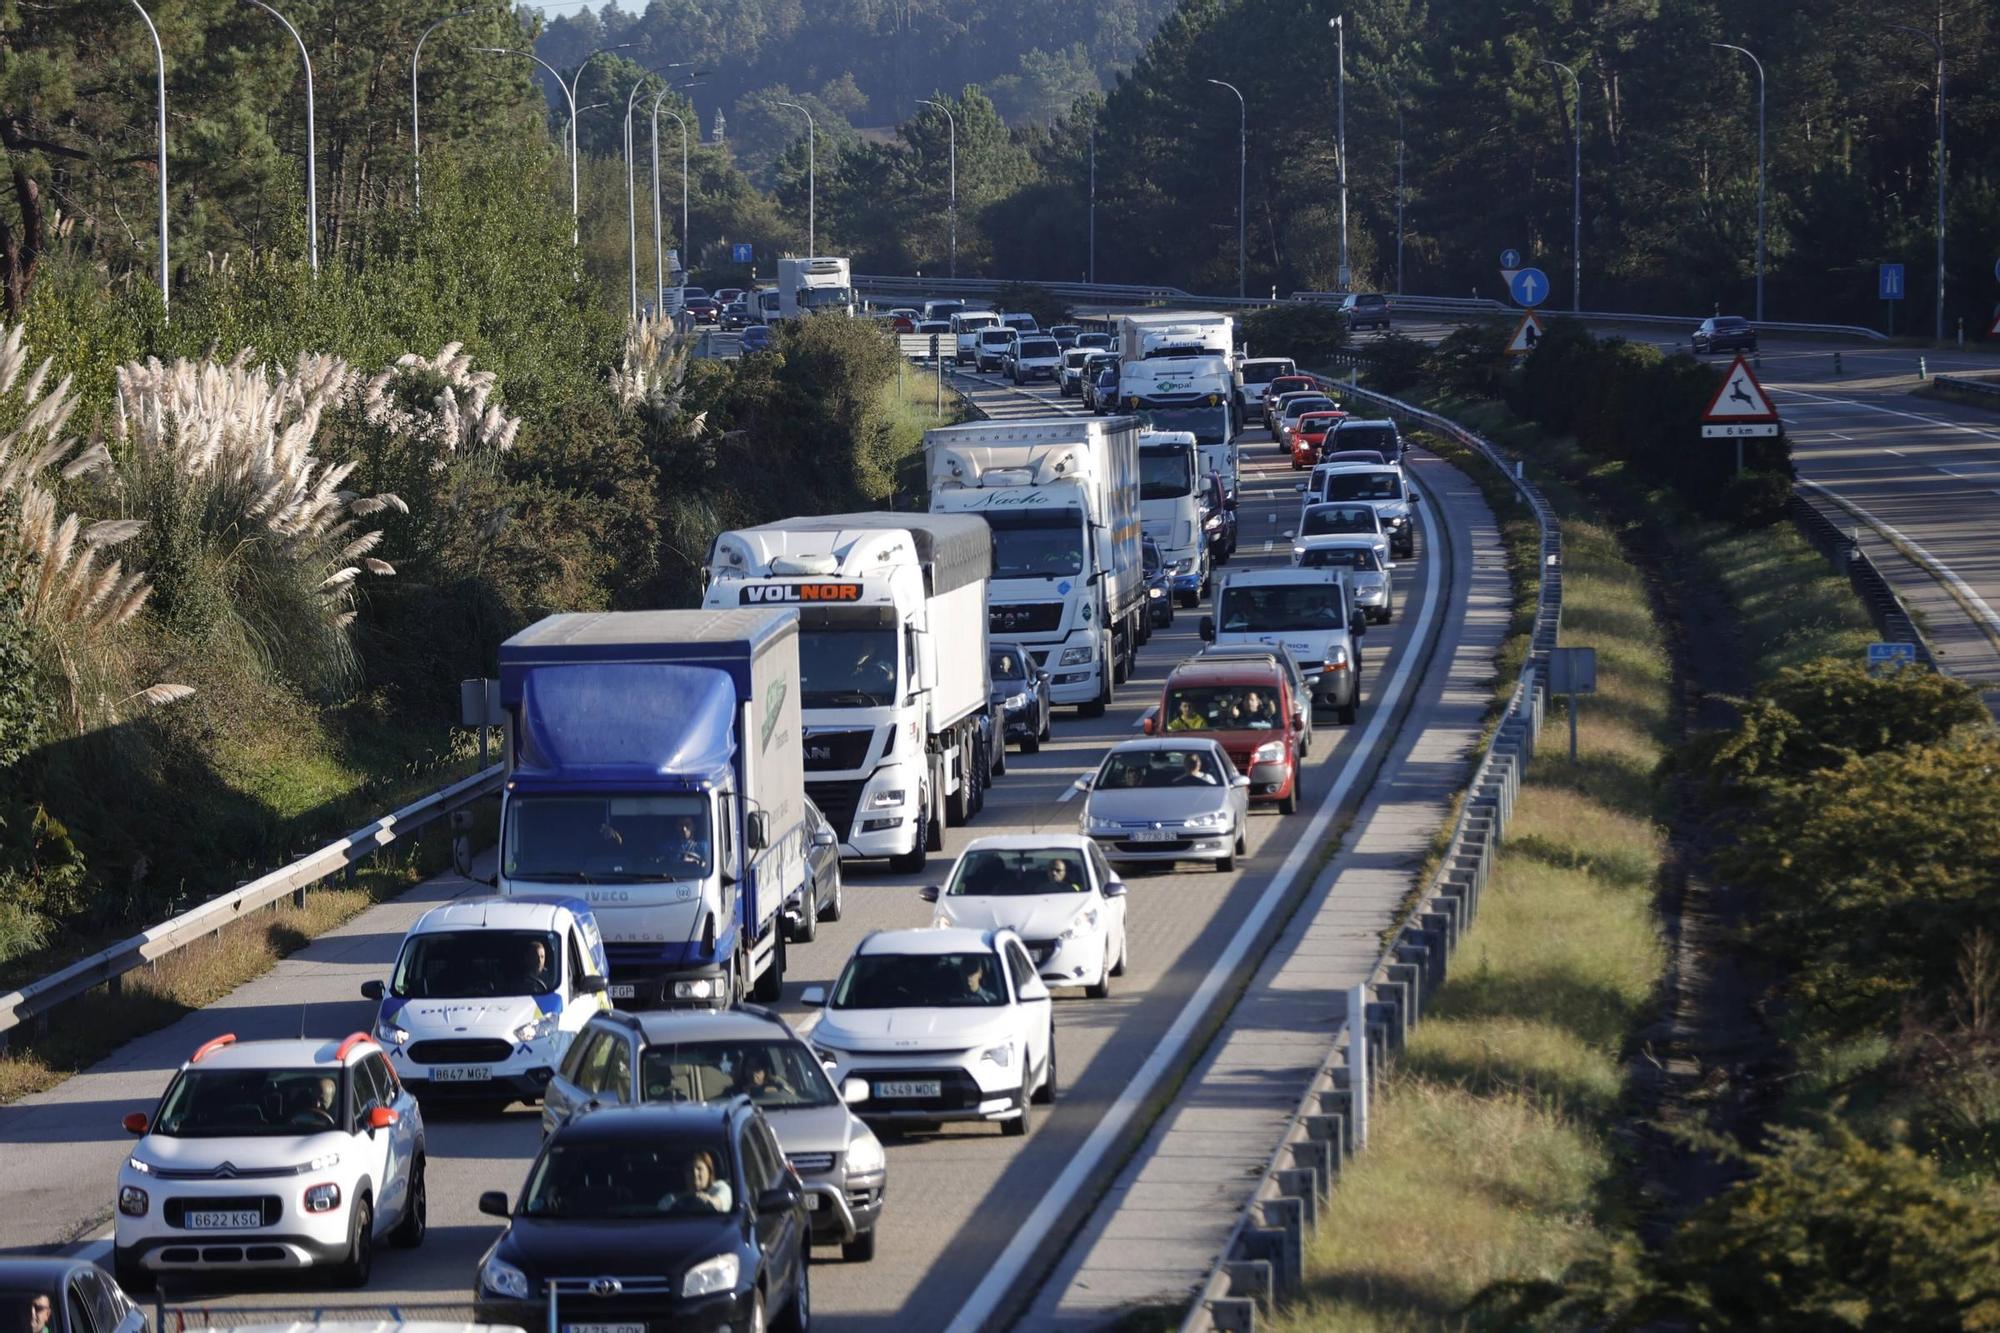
0 763 504 1048
1182 381 1561 1332
1932 373 2000 399
1787 489 1937 666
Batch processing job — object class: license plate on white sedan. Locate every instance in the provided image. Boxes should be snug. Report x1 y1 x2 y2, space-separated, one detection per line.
186 1210 261 1229
875 1080 941 1099
565 1323 645 1333
607 983 637 999
804 1193 822 1211
1132 829 1179 842
433 1065 491 1083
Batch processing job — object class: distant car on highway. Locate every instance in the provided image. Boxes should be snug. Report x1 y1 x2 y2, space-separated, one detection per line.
1089 363 1121 413
1078 738 1250 873
1000 312 1039 335
1329 417 1407 463
1142 539 1175 628
1007 335 1062 385
975 327 1013 372
786 797 844 943
1235 356 1299 416
1144 655 1304 812
1340 292 1392 332
922 835 1128 997
1074 331 1113 352
1262 375 1320 431
740 324 773 354
713 287 746 307
1196 642 1315 757
990 641 1052 753
719 299 751 329
1048 324 1083 349
951 310 1001 364
1290 409 1348 469
681 289 719 323
1291 501 1390 568
1274 394 1339 451
1693 315 1757 354
1294 535 1395 622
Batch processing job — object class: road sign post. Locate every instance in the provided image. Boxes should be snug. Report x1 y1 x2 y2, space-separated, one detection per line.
732 241 753 265
1700 353 1780 475
1867 642 1917 675
1500 248 1522 270
1508 267 1550 308
1505 312 1544 356
1549 647 1596 764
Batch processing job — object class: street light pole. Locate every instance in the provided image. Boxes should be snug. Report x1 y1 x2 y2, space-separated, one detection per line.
1381 75 1405 296
1891 22 1946 343
480 44 628 245
244 0 318 275
1088 120 1096 284
561 101 608 159
1330 16 1348 288
652 95 690 310
411 8 475 209
1712 43 1765 322
918 99 957 279
777 101 815 256
124 0 170 318
1542 58 1581 312
1205 80 1246 298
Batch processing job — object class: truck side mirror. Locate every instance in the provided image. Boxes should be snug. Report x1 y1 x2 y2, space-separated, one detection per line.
746 811 769 851
1199 616 1215 642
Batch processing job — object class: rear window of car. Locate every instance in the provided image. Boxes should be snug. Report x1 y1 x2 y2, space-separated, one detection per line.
981 330 1012 345
1020 339 1060 358
1335 425 1397 451
1284 398 1335 418
1714 317 1747 329
1353 294 1387 308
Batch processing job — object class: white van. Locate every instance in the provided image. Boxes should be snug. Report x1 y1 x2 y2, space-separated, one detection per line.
952 310 1001 365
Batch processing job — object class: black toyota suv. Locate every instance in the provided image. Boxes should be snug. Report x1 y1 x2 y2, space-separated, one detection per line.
475 1101 812 1332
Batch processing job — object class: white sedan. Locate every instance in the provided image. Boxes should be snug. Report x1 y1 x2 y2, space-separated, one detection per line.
922 834 1129 998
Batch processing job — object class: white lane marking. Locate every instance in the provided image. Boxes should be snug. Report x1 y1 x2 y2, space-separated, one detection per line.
1796 478 2000 643
1830 432 1854 441
1886 448 1906 456
1938 466 1970 480
945 506 1448 1333
1772 385 2000 446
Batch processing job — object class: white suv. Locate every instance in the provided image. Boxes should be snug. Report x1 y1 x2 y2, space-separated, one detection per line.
114 1033 426 1290
802 926 1055 1137
361 895 612 1107
921 835 1128 998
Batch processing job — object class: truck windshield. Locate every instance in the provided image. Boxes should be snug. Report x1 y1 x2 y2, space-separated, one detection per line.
1240 361 1295 384
802 286 851 310
832 951 1008 1008
1138 406 1229 445
505 794 711 882
1218 586 1346 632
1322 471 1402 501
983 510 1085 579
798 625 900 708
1139 444 1196 500
391 929 563 998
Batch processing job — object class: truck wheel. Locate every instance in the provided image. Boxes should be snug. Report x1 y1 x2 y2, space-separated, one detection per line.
947 748 973 827
1111 636 1128 686
889 828 928 876
926 779 945 851
752 932 784 1003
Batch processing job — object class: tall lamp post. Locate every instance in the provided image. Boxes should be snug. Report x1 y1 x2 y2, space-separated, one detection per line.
1088 119 1096 284
1330 15 1348 288
243 0 318 275
479 43 631 244
652 82 701 311
1205 79 1246 298
917 99 957 279
1381 74 1406 296
1890 22 1946 343
1711 43 1765 322
1542 58 1581 312
124 0 170 316
411 8 475 208
561 101 608 158
777 101 816 256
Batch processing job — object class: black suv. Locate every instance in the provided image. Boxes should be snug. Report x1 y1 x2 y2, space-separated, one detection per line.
476 1101 812 1332
1693 315 1757 354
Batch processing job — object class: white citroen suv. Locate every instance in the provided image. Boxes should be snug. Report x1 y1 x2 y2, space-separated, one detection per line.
921 835 1128 998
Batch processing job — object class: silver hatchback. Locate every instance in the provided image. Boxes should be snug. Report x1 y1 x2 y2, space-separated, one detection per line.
1078 738 1252 873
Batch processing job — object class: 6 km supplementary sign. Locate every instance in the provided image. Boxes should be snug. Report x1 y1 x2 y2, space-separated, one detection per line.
1701 353 1781 439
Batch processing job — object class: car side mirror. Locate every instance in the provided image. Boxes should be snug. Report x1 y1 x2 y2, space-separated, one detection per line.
811 827 837 849
1140 714 1157 736
1073 773 1094 792
801 986 827 1006
1232 775 1252 789
123 1112 149 1135
1294 483 1306 493
841 1077 870 1106
1018 976 1051 1002
1224 495 1238 511
360 980 384 1001
1351 613 1368 637
919 885 941 903
1199 616 1215 642
757 1186 803 1216
367 1106 400 1131
578 975 608 994
1102 880 1127 899
478 1190 510 1218
746 811 769 851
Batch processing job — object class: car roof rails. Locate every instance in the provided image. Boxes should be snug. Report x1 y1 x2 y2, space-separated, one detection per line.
333 1032 380 1062
733 1002 786 1026
600 1009 646 1033
190 1034 237 1063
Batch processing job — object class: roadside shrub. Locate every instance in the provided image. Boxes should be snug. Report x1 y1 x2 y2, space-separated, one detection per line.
1242 303 1347 365
1364 332 1427 393
1427 322 1511 399
993 283 1072 331
1717 466 1792 529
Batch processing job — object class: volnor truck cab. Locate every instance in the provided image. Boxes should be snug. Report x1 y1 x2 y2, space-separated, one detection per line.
494 610 807 1010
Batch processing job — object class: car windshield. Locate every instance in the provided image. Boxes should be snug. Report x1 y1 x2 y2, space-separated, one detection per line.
1240 361 1295 384
1219 584 1345 632
958 316 997 331
1322 471 1402 501
980 330 1012 346
521 1140 736 1220
505 794 712 882
1097 747 1229 788
799 624 900 708
1323 450 1390 467
832 951 1008 1008
984 510 1085 578
640 1039 836 1110
948 848 1090 897
682 289 709 301
1004 316 1037 331
1271 379 1315 396
1298 545 1381 571
1302 506 1379 536
391 929 562 998
1077 334 1112 349
1139 444 1195 500
152 1067 347 1138
1137 406 1228 445
1162 684 1284 731
1297 415 1343 435
990 649 1028 682
1019 339 1060 358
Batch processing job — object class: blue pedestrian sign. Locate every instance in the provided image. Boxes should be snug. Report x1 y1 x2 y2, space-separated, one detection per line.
1500 248 1522 270
1867 642 1917 674
1509 267 1550 308
731 242 754 264
1879 263 1905 301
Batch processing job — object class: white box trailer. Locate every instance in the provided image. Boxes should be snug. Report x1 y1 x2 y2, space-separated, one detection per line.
777 256 855 319
1117 311 1235 367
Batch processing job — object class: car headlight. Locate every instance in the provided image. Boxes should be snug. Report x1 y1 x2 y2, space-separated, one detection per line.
480 1253 531 1300
514 1015 555 1044
1084 814 1122 835
979 1042 1014 1068
682 1253 741 1299
1183 808 1232 829
1174 559 1195 574
126 1155 154 1176
1149 586 1164 599
845 1129 886 1177
1003 692 1031 711
1060 645 1094 665
1056 908 1099 944
870 789 907 808
1253 740 1287 764
306 1150 341 1172
118 1185 148 1217
1328 645 1349 668
1204 515 1222 531
375 1016 409 1046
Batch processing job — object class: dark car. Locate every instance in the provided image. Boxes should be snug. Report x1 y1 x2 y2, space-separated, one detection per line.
1090 365 1120 415
720 300 752 330
1693 315 1757 355
1340 292 1392 332
786 798 844 943
1048 324 1083 349
1328 418 1405 462
477 1102 812 1333
990 642 1052 754
740 324 774 355
1201 471 1235 569
681 288 720 323
0 1260 147 1333
1142 539 1175 628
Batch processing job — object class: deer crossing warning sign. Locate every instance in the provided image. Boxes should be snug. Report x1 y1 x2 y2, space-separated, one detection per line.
1700 354 1780 438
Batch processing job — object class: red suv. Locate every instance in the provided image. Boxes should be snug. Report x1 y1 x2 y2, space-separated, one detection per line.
1143 659 1302 814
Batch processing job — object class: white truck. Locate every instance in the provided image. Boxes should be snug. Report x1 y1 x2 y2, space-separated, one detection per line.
1201 567 1370 725
703 513 994 874
777 256 855 319
927 416 1146 718
1138 429 1209 607
1117 312 1239 447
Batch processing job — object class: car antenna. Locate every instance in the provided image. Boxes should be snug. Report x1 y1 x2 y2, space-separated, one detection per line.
298 1003 308 1040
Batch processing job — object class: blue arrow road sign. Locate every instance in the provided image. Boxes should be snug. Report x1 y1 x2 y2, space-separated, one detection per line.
1509 267 1550 308
1500 248 1522 270
1879 263 1906 300
732 242 753 264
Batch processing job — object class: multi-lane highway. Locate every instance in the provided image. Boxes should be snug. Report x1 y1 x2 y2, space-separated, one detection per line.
0 349 1495 1331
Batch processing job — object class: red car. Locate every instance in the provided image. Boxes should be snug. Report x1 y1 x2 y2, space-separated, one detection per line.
1290 410 1349 469
1262 375 1320 431
1143 658 1303 813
